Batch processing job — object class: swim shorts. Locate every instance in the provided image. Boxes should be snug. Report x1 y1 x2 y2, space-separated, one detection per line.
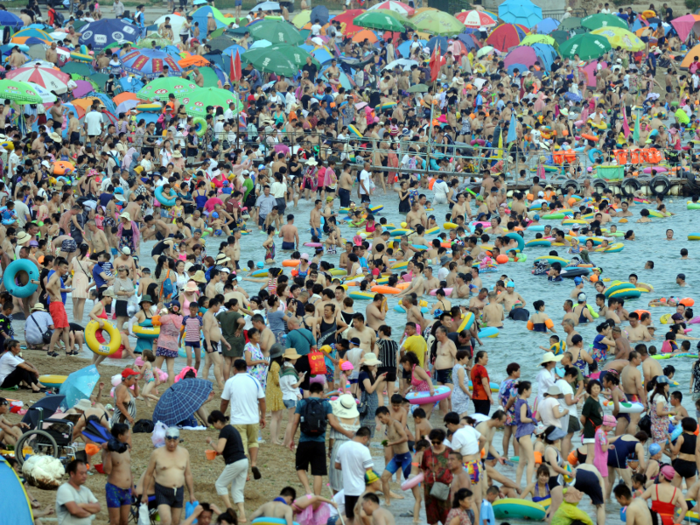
386 452 412 479
106 482 132 508
61 239 78 253
49 301 69 329
154 483 184 509
464 459 482 484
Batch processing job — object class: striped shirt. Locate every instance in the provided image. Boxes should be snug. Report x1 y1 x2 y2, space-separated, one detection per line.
182 315 202 343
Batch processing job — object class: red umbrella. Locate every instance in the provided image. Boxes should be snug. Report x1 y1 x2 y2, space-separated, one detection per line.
485 23 529 52
333 9 365 36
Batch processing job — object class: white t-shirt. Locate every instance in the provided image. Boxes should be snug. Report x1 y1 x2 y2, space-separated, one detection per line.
0 351 23 385
556 379 577 418
539 396 563 429
449 425 481 456
310 23 322 36
56 482 98 525
13 200 31 227
329 490 345 517
221 372 265 425
359 170 371 195
336 440 373 496
433 180 449 198
84 111 103 136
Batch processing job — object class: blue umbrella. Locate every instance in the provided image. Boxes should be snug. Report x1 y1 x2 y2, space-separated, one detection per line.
311 5 329 25
531 43 557 70
507 62 528 75
311 48 334 64
79 18 140 52
426 36 448 54
564 91 582 102
152 378 213 427
222 44 247 57
59 366 100 410
88 92 118 114
121 48 183 79
0 12 24 29
499 0 542 28
456 33 480 51
118 75 145 93
536 17 560 34
397 39 426 57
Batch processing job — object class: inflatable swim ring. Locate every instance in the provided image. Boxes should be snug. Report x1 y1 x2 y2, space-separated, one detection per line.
155 186 177 207
85 320 122 357
38 375 67 388
493 499 546 521
405 385 451 405
282 260 300 267
478 327 499 338
193 117 207 137
3 259 39 298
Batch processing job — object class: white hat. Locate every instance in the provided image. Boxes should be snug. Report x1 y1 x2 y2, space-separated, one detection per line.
16 232 31 245
121 246 131 255
546 385 562 396
362 352 382 366
120 212 131 221
540 352 563 365
332 394 360 418
74 399 92 411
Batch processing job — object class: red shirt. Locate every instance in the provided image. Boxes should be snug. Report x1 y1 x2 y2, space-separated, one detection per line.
470 364 489 401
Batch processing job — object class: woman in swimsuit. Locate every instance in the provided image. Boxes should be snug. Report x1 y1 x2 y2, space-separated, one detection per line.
400 352 435 418
262 226 276 263
431 288 452 315
642 465 688 525
522 465 553 509
87 289 117 366
602 371 630 435
529 300 556 333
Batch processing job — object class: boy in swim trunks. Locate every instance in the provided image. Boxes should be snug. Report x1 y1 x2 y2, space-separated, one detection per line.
377 406 410 506
103 423 132 524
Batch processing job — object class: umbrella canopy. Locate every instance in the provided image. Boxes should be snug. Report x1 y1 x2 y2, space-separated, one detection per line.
72 80 96 98
383 58 418 70
374 9 415 29
135 35 173 49
242 43 318 75
6 64 70 94
27 82 57 103
179 54 210 68
21 395 65 426
581 13 628 30
485 23 528 52
152 378 213 426
352 30 379 43
456 10 497 28
181 87 242 117
311 5 329 25
457 32 481 50
426 35 449 54
60 61 92 77
504 46 538 68
292 10 311 28
207 36 236 52
248 19 304 45
250 1 280 11
137 77 198 100
154 14 187 35
11 28 53 46
58 365 100 410
671 14 700 41
333 9 364 35
0 11 24 29
0 79 42 103
113 91 141 105
368 1 414 17
535 17 560 34
591 27 645 51
79 18 139 52
476 45 496 58
121 49 183 79
531 43 558 70
354 11 405 32
311 47 334 64
191 6 229 31
410 10 465 36
408 83 428 93
682 43 700 67
560 17 582 31
520 34 556 47
559 32 611 60
581 60 606 87
550 30 571 44
499 0 542 28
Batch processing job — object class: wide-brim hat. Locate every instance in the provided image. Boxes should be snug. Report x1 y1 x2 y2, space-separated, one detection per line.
332 394 359 418
192 270 207 283
541 351 563 365
362 352 382 366
16 232 31 245
184 281 199 292
269 343 284 359
283 348 301 360
139 294 155 305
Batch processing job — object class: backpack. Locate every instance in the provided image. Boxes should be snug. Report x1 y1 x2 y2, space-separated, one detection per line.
299 398 327 437
159 270 173 300
133 419 155 433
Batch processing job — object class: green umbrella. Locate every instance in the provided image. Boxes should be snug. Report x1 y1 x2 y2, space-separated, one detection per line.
559 32 611 60
248 19 304 45
373 9 415 29
91 73 109 87
354 11 405 32
581 13 628 30
408 83 428 93
61 62 92 77
520 34 557 47
409 10 464 36
242 44 319 75
181 87 243 117
559 16 582 30
135 36 173 48
0 79 41 103
137 77 199 100
194 67 220 88
550 30 570 44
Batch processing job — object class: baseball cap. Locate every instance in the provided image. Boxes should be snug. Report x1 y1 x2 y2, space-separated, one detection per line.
121 368 139 379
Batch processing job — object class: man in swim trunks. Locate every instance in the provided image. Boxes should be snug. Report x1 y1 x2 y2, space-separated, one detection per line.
279 214 299 251
621 351 646 434
103 423 132 525
444 412 484 512
47 257 71 357
142 427 196 525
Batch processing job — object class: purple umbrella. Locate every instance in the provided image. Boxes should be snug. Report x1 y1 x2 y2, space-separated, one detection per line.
503 46 538 68
71 80 94 98
274 144 290 155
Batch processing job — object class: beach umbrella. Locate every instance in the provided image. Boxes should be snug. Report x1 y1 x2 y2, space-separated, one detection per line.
179 55 210 68
373 9 415 29
11 27 53 45
0 11 24 29
58 365 100 410
222 44 246 58
476 45 496 58
121 49 183 79
248 19 304 45
292 10 311 28
60 61 92 77
457 32 481 50
591 27 645 51
383 58 418 70
72 80 96 98
499 0 542 28
91 73 109 87
152 378 213 427
531 43 558 70
550 30 570 44
397 39 424 57
0 79 42 103
154 14 187 36
682 43 700 67
535 17 560 34
191 6 229 31
426 35 448 54
410 10 465 36
116 99 141 114
311 47 334 64
352 30 379 44
27 82 56 102
581 13 628 30
354 11 405 32
368 1 414 17
79 18 139 52
311 5 329 25
249 1 280 11
181 87 242 117
485 23 528 52
6 64 70 93
249 39 272 49
137 76 198 100
671 14 700 41
22 395 65 426
242 43 318 75
194 65 227 87
333 9 364 35
456 10 496 28
559 32 611 60
504 46 538 68
507 62 528 74
520 34 557 47
207 36 236 52
559 17 582 30
135 35 173 49
408 83 428 93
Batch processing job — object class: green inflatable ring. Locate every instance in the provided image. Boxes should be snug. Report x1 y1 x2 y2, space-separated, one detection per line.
193 117 207 137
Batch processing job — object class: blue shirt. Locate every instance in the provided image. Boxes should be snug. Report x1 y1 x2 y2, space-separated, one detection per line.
93 262 112 289
47 270 66 304
480 500 495 525
294 397 332 442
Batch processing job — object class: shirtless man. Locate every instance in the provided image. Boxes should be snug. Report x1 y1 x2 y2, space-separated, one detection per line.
448 450 472 500
252 314 276 357
611 327 631 359
397 263 426 298
562 319 581 349
122 200 142 226
626 312 652 342
347 314 376 353
621 351 646 434
103 423 132 525
114 248 139 278
47 258 71 356
362 493 395 525
468 288 488 314
496 282 526 312
45 42 59 65
366 294 386 332
423 266 439 292
434 326 457 412
309 200 322 238
639 345 662 385
482 292 504 328
402 296 428 334
450 273 471 299
279 214 299 251
141 427 195 525
451 193 469 222
613 485 653 525
377 407 409 506
202 298 225 389
406 202 427 229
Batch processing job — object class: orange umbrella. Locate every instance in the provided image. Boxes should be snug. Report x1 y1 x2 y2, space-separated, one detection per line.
72 97 103 112
352 29 378 43
179 55 210 67
113 92 141 105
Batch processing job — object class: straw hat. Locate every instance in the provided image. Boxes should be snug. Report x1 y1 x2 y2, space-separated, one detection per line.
30 303 46 312
184 281 199 292
332 394 359 419
120 212 131 221
192 270 207 283
172 150 183 158
283 348 301 360
16 232 31 245
362 352 382 366
215 253 231 265
74 399 92 412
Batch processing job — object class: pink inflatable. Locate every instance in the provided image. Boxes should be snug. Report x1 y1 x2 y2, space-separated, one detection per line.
401 472 424 491
429 288 453 296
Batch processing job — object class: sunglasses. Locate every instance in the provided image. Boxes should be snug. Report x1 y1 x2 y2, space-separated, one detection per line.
431 441 442 445
165 436 179 441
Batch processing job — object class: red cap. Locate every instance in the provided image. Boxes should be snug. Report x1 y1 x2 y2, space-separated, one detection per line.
121 368 140 379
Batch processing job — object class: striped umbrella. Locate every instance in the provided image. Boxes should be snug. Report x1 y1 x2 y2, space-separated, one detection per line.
11 28 53 45
152 378 213 427
6 64 70 94
456 10 497 28
121 49 183 79
368 1 414 17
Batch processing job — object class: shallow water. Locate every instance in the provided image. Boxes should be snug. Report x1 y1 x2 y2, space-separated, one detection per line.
18 191 700 524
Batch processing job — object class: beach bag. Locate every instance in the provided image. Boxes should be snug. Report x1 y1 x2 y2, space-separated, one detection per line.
308 350 327 376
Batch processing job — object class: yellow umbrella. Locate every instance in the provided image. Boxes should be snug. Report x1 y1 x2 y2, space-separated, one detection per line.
591 27 645 51
292 9 311 29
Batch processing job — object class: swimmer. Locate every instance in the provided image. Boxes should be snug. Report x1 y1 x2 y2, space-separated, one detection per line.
666 229 675 241
637 209 651 223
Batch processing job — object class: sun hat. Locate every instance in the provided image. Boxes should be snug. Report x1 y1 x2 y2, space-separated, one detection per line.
184 281 199 292
332 394 359 419
541 352 563 365
16 232 31 245
283 348 301 360
74 399 92 411
546 385 561 396
269 343 284 359
362 352 382 366
192 270 207 283
340 360 354 371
